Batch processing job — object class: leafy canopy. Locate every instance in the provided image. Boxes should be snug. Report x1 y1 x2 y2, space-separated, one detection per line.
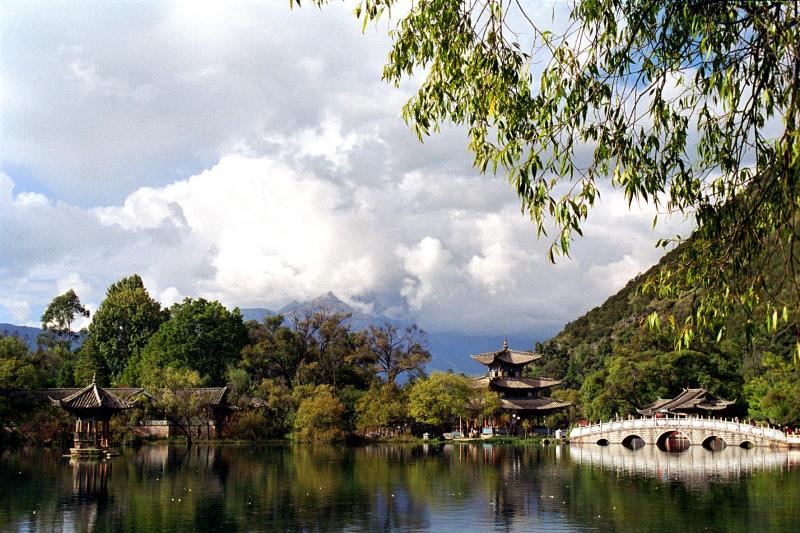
136 298 248 385
40 289 89 351
407 371 474 426
88 274 168 381
293 0 800 354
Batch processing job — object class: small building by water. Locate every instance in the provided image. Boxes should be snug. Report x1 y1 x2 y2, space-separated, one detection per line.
48 377 136 456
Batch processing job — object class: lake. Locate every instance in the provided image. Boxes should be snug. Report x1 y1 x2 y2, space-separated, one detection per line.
1 443 799 532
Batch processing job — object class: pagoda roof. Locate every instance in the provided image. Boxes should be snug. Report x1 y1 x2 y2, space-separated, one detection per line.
52 381 134 411
470 339 541 366
500 397 572 412
637 388 735 416
473 376 561 390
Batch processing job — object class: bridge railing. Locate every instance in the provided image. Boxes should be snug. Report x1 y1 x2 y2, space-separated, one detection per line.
569 416 788 443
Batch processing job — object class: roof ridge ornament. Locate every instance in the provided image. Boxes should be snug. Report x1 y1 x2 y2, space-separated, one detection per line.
503 336 508 351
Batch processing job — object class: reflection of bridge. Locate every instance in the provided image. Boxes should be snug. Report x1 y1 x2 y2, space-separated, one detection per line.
569 445 800 483
569 417 800 448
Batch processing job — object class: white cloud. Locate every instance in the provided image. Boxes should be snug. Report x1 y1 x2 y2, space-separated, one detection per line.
0 298 31 324
396 237 454 310
0 2 693 341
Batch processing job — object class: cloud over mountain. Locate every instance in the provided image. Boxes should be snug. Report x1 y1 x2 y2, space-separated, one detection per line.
0 1 689 339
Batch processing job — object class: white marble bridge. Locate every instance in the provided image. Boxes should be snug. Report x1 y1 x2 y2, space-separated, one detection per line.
569 416 800 448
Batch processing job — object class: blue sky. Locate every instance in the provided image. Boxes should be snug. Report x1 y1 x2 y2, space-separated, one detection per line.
0 1 685 340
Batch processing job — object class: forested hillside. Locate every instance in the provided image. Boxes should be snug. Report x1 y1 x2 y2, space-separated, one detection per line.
529 245 799 426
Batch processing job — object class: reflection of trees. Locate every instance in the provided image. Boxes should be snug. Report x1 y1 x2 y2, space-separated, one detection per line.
2 444 800 531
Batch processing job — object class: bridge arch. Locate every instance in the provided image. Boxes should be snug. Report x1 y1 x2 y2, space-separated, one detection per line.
621 434 645 450
596 438 609 446
701 435 727 451
739 440 754 449
656 430 691 452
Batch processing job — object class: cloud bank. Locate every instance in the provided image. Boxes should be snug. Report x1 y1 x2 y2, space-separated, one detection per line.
0 1 688 339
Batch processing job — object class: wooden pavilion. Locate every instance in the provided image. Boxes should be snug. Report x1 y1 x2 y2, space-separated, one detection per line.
49 376 136 456
470 338 570 436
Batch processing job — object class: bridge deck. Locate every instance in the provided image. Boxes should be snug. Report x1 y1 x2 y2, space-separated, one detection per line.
570 416 798 448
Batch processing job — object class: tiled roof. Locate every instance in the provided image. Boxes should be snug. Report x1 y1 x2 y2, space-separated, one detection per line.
473 377 561 389
161 387 228 406
31 387 224 406
470 340 541 366
637 388 735 416
55 383 134 411
500 398 572 411
37 387 147 402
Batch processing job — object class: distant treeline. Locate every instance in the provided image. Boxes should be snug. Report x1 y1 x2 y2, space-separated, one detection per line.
0 274 512 444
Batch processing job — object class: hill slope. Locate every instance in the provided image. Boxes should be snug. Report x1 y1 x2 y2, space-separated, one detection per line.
530 244 797 422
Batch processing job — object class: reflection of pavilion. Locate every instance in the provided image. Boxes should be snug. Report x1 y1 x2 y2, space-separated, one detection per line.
70 459 111 500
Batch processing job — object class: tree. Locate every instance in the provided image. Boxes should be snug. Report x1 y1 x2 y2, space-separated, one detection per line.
292 384 347 442
73 337 110 387
407 371 474 427
745 352 800 426
294 0 800 355
239 315 305 387
465 389 501 429
142 366 206 446
40 289 89 351
136 298 248 385
88 274 168 382
355 382 408 435
359 324 431 383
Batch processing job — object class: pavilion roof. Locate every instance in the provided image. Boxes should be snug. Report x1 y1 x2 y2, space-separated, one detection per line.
637 388 735 416
470 338 541 366
157 387 229 406
53 382 134 411
473 376 561 390
39 387 147 402
500 398 572 412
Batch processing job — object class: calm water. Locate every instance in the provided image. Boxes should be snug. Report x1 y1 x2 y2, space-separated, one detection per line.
1 443 799 532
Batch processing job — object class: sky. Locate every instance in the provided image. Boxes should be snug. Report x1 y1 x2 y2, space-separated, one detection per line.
0 1 688 340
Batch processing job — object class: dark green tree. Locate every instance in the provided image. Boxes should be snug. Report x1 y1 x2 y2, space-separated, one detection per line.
137 298 248 385
88 274 168 382
239 315 305 386
294 0 800 355
40 289 89 351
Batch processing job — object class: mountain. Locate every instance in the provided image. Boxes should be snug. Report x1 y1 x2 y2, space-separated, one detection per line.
277 292 383 332
0 323 41 350
239 308 276 323
528 242 796 420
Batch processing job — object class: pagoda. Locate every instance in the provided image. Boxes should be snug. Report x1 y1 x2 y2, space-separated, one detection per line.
49 376 136 457
471 338 570 432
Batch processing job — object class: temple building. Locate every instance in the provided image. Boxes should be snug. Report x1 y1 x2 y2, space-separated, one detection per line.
637 388 736 417
471 339 570 434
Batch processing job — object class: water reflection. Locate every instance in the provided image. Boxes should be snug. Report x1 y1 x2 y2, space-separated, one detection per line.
570 443 800 484
0 443 799 532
